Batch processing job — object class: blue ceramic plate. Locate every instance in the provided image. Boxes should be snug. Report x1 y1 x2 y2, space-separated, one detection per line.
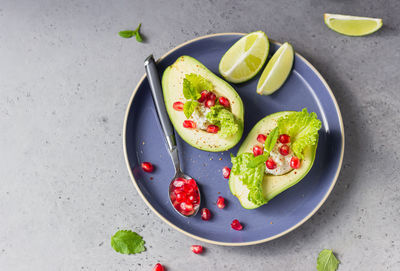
123 33 344 246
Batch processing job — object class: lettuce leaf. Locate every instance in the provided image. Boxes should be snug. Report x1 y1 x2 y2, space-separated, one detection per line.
206 105 239 137
277 108 321 159
231 153 268 206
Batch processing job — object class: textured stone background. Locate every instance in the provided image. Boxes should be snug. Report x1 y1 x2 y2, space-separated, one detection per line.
0 0 399 270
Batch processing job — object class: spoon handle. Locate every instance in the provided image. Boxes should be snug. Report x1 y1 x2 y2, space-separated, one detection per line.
144 55 177 153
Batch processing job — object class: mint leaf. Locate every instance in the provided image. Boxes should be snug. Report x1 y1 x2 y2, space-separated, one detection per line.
119 30 136 38
183 101 198 119
111 230 146 255
182 78 197 100
134 23 143 42
247 154 269 168
264 127 279 153
317 249 339 271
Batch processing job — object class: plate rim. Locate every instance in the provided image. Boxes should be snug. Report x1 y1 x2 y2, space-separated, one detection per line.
122 32 345 246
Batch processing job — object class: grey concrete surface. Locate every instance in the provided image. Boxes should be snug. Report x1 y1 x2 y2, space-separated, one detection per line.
0 0 399 270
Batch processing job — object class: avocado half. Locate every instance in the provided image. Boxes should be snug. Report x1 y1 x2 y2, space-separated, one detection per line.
229 111 318 209
162 56 244 152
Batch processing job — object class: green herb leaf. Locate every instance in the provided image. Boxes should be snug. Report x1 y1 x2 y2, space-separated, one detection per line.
231 153 268 205
264 127 279 153
182 78 198 100
277 108 321 159
247 154 269 168
247 127 279 168
183 101 198 119
182 73 212 100
317 249 339 271
134 23 143 42
119 30 136 38
111 230 146 255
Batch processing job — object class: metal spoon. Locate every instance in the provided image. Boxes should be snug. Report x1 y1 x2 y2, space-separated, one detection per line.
144 55 200 217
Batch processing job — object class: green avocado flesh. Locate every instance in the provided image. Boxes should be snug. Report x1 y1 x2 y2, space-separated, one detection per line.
229 111 318 209
162 55 244 152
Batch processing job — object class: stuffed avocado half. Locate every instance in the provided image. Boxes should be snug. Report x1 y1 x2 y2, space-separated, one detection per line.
229 109 321 209
162 56 244 152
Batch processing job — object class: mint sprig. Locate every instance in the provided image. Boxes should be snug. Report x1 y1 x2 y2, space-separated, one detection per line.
118 23 143 42
247 127 279 168
111 230 146 255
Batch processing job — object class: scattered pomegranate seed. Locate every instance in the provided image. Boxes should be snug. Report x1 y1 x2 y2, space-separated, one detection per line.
173 101 184 111
279 134 290 144
218 96 230 107
153 263 165 271
266 158 277 170
183 120 196 129
222 167 231 179
198 90 209 102
279 145 290 156
257 134 267 144
141 162 154 173
231 219 243 231
217 196 226 209
205 98 215 108
290 156 301 169
201 208 211 221
207 125 219 133
191 245 204 254
252 145 264 156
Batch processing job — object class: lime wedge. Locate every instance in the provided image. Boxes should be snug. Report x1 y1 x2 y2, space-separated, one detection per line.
324 13 383 36
219 31 269 83
256 42 294 95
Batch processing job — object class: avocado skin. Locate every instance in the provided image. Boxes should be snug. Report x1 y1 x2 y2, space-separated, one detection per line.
162 55 244 152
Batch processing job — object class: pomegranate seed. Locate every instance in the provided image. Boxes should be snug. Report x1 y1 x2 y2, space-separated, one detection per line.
187 178 197 188
290 156 301 169
180 202 194 212
207 125 219 133
183 184 194 194
183 120 196 129
217 196 226 209
175 192 186 203
279 134 290 144
205 98 215 108
279 145 290 156
173 178 186 188
186 194 195 204
173 101 184 111
222 167 231 179
218 96 230 107
169 192 176 202
198 90 209 102
257 134 267 144
252 145 264 156
141 162 154 173
173 200 180 211
266 158 277 170
153 263 165 271
231 219 243 231
201 208 211 221
208 93 216 101
191 245 204 254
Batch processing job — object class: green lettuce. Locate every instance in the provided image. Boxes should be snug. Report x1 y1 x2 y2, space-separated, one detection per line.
206 105 239 137
277 108 322 159
231 153 268 206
